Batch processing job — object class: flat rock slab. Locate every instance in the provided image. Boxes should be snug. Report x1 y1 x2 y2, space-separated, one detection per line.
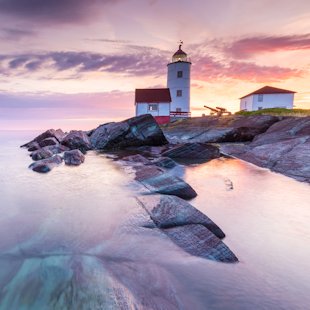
163 224 238 263
136 195 237 263
162 143 220 163
21 129 65 149
135 166 197 200
137 195 225 239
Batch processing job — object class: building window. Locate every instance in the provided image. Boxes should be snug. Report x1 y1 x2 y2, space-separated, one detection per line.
148 104 158 111
258 107 263 110
177 90 182 97
176 108 182 112
258 94 264 102
177 71 183 78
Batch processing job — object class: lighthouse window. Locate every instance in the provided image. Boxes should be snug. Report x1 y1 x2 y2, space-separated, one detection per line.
177 71 183 78
148 104 158 111
177 90 182 97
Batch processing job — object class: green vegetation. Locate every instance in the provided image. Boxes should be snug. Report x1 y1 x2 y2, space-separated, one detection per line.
235 108 310 117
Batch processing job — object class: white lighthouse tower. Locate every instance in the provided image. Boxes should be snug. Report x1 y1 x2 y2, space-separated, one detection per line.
167 41 191 117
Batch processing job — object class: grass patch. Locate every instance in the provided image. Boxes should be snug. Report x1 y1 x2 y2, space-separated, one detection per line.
235 108 310 117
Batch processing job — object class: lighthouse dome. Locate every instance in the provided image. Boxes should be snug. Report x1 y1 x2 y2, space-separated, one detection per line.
172 45 188 62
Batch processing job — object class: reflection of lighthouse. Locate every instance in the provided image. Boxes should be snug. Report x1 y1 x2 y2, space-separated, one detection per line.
167 41 191 117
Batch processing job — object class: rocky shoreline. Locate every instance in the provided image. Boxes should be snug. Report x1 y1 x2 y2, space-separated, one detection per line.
20 113 309 264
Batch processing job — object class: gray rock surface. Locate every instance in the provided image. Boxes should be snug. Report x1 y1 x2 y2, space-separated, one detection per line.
136 195 237 263
64 149 85 166
152 157 177 169
61 130 91 153
29 155 63 173
38 137 59 148
162 143 220 163
162 115 279 144
21 129 65 148
138 195 225 239
30 148 54 161
135 165 197 200
221 116 310 182
122 154 151 165
90 114 168 150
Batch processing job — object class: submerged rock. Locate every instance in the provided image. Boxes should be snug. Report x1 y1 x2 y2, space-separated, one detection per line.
135 166 197 200
122 154 151 165
162 143 220 163
29 155 63 173
30 148 54 161
63 149 85 166
61 130 91 153
90 114 168 150
152 157 177 169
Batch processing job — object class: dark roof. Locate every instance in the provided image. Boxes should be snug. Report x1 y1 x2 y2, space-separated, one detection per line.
135 88 171 103
173 48 187 57
240 86 296 99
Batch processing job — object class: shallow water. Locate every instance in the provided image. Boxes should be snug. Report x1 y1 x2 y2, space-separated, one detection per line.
0 131 309 309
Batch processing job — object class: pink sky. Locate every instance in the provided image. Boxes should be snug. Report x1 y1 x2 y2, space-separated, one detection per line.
0 0 309 130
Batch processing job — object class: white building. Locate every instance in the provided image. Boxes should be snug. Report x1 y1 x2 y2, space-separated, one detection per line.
135 88 171 124
167 44 191 117
135 42 191 123
240 86 295 111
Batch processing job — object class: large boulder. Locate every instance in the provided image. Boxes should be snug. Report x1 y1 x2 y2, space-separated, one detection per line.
61 130 91 153
63 149 85 166
29 155 63 173
90 114 168 150
162 143 220 163
21 129 65 148
135 165 197 200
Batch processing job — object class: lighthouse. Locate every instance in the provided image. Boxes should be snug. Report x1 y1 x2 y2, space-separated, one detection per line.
167 41 191 117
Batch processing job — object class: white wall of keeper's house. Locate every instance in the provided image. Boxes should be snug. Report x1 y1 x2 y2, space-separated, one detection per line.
240 93 294 111
167 61 191 113
135 102 170 117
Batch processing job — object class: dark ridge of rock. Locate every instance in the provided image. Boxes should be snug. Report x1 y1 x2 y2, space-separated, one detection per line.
21 129 65 148
163 224 238 263
64 149 85 166
138 195 225 239
90 114 168 150
27 142 40 152
152 157 177 169
61 130 92 153
161 143 220 163
121 154 151 165
38 137 59 148
162 115 280 144
31 148 54 161
29 155 63 173
135 166 197 200
126 145 169 157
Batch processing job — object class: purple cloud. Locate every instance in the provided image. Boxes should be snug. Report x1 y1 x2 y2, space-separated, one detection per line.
0 0 117 24
225 34 310 58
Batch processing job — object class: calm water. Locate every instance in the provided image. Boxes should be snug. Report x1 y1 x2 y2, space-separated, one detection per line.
0 131 309 310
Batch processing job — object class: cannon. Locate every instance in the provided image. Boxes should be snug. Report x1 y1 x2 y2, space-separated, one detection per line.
204 106 232 116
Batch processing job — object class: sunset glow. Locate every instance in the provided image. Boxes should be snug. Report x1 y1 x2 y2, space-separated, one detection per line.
0 0 309 130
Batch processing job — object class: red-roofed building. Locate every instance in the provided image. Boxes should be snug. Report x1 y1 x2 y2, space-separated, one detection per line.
240 86 296 111
135 88 171 124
